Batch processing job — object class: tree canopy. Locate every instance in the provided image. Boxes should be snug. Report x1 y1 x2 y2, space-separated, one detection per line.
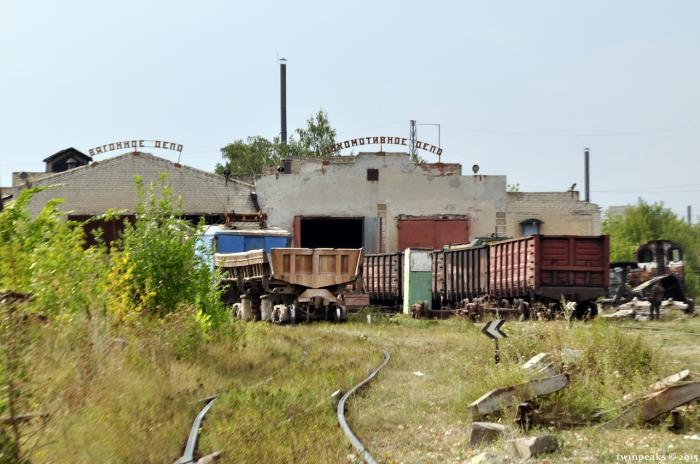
216 109 339 176
602 199 700 296
215 109 426 175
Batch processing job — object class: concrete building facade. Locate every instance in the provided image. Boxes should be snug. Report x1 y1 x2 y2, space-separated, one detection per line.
255 152 601 253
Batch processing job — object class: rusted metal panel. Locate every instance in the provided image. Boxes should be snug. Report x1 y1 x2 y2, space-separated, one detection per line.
270 248 363 289
488 235 609 301
293 215 301 248
363 252 403 307
432 244 489 308
397 216 469 251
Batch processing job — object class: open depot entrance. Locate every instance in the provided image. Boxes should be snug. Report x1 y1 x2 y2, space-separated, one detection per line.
297 217 363 249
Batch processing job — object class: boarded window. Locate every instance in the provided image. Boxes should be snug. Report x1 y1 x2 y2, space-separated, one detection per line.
367 168 379 181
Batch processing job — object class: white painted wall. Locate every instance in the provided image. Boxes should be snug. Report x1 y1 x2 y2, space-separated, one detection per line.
255 152 507 252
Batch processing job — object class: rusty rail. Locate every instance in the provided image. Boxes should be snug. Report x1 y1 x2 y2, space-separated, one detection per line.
173 397 217 464
337 350 390 464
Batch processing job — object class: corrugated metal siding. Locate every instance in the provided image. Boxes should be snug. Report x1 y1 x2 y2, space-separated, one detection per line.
363 217 381 254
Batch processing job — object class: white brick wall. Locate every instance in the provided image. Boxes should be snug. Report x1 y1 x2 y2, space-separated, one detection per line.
24 152 257 216
506 191 601 237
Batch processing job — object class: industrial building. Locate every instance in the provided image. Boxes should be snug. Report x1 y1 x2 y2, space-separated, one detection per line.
20 151 261 244
6 147 600 252
255 151 601 253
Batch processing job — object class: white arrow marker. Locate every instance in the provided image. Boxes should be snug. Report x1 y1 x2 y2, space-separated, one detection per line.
481 319 507 340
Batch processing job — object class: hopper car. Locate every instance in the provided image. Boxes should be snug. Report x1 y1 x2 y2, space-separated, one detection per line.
215 248 363 323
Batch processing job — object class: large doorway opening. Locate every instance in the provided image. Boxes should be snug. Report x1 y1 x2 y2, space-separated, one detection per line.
299 217 363 248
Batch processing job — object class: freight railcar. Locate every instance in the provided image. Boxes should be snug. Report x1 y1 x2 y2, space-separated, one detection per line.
216 248 363 323
363 252 403 308
431 235 610 316
431 243 489 309
488 235 609 302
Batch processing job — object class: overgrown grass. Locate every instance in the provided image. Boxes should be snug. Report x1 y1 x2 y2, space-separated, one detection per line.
8 315 378 463
7 311 700 463
345 315 700 463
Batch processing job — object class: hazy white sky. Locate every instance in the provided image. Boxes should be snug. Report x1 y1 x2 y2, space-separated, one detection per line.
2 0 699 219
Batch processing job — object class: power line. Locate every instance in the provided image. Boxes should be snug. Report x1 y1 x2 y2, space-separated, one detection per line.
442 124 700 138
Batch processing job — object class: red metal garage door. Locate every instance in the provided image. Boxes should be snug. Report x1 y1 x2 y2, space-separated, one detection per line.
397 216 469 251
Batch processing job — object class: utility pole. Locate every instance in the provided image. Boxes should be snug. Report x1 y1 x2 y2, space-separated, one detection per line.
409 120 417 158
688 205 692 225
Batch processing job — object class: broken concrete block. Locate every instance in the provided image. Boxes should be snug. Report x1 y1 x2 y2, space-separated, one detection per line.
469 374 569 417
522 352 558 378
505 435 558 459
606 381 700 428
469 421 510 447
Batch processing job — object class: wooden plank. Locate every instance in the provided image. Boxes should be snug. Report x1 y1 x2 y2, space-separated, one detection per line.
469 374 569 417
606 381 700 428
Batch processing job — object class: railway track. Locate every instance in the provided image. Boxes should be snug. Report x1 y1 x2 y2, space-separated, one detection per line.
337 350 390 464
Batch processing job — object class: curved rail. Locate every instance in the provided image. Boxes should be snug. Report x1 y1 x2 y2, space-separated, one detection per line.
174 397 217 464
337 350 390 464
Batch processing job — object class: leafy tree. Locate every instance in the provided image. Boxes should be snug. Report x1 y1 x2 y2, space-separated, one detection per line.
294 109 338 157
216 109 342 175
602 199 700 296
215 136 279 177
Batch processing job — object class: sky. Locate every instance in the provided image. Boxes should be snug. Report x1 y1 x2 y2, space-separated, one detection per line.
2 0 699 220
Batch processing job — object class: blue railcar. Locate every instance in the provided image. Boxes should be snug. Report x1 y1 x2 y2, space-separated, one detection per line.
197 225 291 269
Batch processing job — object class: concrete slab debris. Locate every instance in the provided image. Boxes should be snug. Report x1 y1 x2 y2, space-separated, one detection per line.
469 374 570 417
505 435 558 459
606 381 700 428
469 422 510 447
622 370 691 402
522 352 558 378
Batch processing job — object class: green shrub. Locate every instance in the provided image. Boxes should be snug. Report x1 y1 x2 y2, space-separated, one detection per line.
0 188 108 318
107 175 224 322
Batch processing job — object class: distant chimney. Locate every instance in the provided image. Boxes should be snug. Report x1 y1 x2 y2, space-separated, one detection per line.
584 148 590 202
280 59 287 146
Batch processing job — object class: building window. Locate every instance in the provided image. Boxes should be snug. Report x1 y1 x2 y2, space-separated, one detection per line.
367 168 379 181
520 218 543 236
